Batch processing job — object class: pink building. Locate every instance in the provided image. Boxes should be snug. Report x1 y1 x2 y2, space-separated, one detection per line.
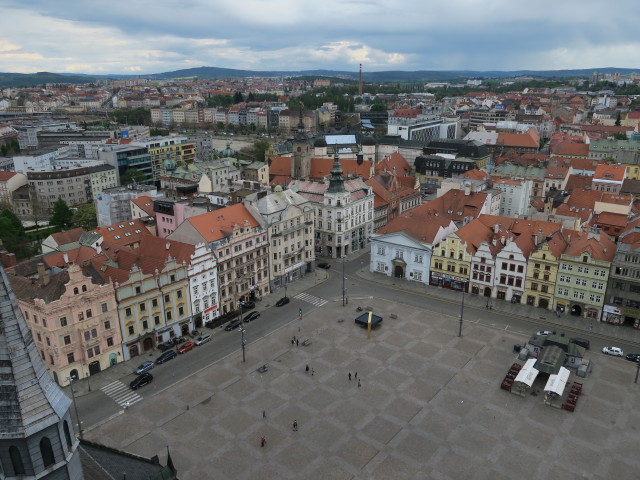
9 261 122 386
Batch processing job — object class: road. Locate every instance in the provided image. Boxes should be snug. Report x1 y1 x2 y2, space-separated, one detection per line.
74 253 640 435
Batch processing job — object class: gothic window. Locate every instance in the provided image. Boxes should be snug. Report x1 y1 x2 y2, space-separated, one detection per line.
73 287 79 295
40 437 55 467
9 446 25 475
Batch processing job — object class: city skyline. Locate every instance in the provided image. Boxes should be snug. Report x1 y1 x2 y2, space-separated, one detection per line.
1 0 639 75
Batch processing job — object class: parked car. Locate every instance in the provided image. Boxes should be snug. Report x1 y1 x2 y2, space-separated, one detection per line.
195 334 212 346
240 301 255 311
276 297 290 307
536 330 555 336
178 341 195 354
602 346 624 357
130 372 153 390
224 319 242 331
570 338 590 350
156 350 177 364
244 311 260 322
134 361 154 374
625 353 640 362
317 262 331 269
157 342 172 351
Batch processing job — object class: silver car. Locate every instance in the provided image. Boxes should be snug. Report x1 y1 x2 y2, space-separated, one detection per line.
195 334 211 346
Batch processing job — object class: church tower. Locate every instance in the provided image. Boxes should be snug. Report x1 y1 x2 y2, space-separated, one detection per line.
0 267 83 479
292 107 311 179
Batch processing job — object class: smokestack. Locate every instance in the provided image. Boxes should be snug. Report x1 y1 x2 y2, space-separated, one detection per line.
359 64 363 97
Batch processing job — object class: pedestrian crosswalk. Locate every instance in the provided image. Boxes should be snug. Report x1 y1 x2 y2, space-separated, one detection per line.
294 293 328 307
100 380 143 408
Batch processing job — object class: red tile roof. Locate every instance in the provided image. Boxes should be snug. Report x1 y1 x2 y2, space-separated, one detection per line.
0 171 18 181
375 153 411 176
269 156 292 176
49 227 85 246
130 196 156 217
378 205 454 244
92 219 152 247
309 158 372 180
593 164 626 182
186 203 260 243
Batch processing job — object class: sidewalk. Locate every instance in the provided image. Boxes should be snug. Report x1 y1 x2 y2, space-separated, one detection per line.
354 266 640 347
66 267 332 397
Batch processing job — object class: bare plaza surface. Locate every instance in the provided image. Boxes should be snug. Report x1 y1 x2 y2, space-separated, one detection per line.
85 296 640 479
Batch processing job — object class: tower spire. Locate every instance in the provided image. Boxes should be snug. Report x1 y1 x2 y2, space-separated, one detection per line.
327 144 345 193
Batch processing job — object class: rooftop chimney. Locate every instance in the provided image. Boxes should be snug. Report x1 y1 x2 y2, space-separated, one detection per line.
37 262 50 286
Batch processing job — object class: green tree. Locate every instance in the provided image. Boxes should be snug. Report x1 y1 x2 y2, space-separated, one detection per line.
120 168 145 185
0 207 26 256
72 204 98 230
49 198 73 229
613 133 628 140
370 102 387 112
233 91 244 104
253 139 270 162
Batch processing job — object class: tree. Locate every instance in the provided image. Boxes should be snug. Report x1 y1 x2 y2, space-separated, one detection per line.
120 168 145 185
613 132 627 140
50 198 73 229
72 204 98 230
233 91 244 104
370 102 387 112
253 139 271 162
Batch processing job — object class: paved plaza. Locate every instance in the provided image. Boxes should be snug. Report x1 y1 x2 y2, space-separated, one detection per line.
85 295 640 479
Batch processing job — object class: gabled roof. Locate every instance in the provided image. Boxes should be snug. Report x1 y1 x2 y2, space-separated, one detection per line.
269 156 292 176
422 189 488 224
375 152 411 176
130 195 157 217
565 174 593 191
185 203 260 243
48 227 85 247
0 171 18 181
562 231 616 262
92 219 152 246
377 204 455 245
593 164 626 183
309 158 372 180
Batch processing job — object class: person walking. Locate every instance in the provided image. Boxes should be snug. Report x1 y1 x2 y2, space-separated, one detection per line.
354 372 358 380
261 435 266 447
293 420 298 431
296 339 299 346
263 410 266 419
348 372 352 381
305 364 309 373
358 379 362 388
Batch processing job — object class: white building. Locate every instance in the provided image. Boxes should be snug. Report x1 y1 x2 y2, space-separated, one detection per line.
370 208 456 285
492 178 533 217
187 243 219 328
290 153 374 258
247 187 315 291
492 236 528 303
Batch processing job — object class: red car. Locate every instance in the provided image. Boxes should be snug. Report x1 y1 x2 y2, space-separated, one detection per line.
178 341 195 354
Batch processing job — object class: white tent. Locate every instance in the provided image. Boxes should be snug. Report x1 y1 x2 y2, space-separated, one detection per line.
514 358 539 387
544 366 571 396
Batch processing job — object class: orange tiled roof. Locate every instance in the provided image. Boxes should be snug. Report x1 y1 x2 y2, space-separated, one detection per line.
375 152 411 175
130 196 156 217
309 158 372 180
48 227 85 246
563 231 616 262
92 219 152 246
378 205 454 244
0 171 18 181
186 203 260 243
593 164 626 182
565 174 592 191
269 156 292 176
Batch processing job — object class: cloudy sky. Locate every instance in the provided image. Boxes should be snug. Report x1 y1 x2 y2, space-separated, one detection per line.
1 0 639 75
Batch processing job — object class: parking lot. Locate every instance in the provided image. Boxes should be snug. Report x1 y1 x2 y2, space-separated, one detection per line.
84 297 640 479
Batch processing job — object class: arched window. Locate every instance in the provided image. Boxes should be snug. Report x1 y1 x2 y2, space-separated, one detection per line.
63 420 73 448
81 285 87 292
73 287 79 295
9 446 25 475
40 437 55 467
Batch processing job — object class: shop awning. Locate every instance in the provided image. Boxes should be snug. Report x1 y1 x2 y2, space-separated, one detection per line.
514 358 539 387
544 366 570 396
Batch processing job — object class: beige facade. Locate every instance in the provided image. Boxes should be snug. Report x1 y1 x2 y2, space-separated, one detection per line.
14 263 122 386
115 259 191 360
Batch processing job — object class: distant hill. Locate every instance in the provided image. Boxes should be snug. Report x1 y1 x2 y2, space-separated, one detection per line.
0 66 638 87
0 72 100 88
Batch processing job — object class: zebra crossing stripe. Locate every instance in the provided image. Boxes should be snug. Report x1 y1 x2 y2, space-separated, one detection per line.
294 293 328 307
100 380 142 407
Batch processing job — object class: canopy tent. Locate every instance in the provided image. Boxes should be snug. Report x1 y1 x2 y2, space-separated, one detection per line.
355 312 383 328
544 366 571 396
514 358 539 388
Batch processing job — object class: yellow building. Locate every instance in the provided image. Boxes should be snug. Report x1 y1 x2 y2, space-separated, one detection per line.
524 231 567 310
429 232 471 291
135 136 196 180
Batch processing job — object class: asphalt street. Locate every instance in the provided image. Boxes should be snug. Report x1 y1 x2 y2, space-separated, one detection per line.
72 250 640 436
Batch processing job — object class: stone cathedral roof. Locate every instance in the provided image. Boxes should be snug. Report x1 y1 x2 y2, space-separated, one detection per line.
0 266 72 439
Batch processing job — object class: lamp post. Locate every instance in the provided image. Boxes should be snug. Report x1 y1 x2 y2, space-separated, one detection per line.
342 255 346 307
66 376 83 439
458 280 466 338
238 301 246 363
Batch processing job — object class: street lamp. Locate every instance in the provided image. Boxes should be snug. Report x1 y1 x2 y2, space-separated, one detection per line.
66 376 83 439
238 301 246 363
342 255 346 306
458 280 466 337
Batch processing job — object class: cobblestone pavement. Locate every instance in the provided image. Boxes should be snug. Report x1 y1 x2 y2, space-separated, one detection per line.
84 278 640 479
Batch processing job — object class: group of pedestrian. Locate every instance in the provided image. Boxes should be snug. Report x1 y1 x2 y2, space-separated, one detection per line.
305 364 314 375
259 416 300 447
485 302 493 310
348 372 362 388
291 336 299 346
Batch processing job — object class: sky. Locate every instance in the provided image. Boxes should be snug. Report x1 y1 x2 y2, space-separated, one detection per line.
1 0 639 75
